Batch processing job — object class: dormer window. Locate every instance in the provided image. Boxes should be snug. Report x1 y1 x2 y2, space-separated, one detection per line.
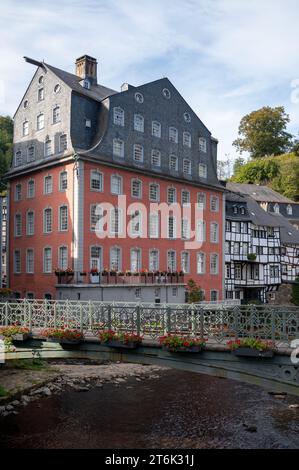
169 127 178 143
59 134 68 152
274 203 280 214
54 84 61 94
287 204 293 216
27 146 35 162
38 76 44 85
44 138 52 157
15 151 22 167
82 79 91 89
22 120 29 136
23 100 29 109
198 163 207 178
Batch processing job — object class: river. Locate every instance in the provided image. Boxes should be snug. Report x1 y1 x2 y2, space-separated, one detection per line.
0 369 299 449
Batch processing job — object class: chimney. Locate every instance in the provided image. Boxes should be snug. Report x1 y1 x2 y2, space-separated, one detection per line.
75 55 98 85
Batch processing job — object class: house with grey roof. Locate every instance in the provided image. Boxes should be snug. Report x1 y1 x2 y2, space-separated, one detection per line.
225 189 299 304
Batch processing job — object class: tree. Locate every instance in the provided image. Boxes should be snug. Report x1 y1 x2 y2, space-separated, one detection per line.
186 279 204 304
291 278 299 306
233 106 294 159
0 116 13 191
233 156 245 175
231 153 299 201
231 158 280 185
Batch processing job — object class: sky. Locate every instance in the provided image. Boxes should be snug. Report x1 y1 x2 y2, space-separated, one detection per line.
1 0 299 165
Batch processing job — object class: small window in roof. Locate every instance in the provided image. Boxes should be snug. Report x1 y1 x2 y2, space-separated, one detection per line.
162 88 171 99
135 92 144 103
38 76 44 84
54 84 61 93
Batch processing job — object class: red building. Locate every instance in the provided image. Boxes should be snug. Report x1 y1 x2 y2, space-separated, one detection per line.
7 55 225 301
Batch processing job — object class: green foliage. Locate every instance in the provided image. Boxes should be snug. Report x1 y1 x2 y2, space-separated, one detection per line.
291 278 299 306
233 106 293 159
0 385 8 397
11 358 47 370
187 279 204 304
227 338 273 351
233 157 246 175
0 116 13 191
231 153 299 201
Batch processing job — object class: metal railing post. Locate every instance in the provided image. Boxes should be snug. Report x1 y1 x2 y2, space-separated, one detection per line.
166 305 171 335
5 302 8 326
28 301 32 330
107 304 112 330
136 304 141 336
80 304 83 333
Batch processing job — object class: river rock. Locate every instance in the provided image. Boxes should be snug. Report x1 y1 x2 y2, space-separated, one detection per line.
6 405 14 411
11 400 20 407
0 406 6 413
21 395 31 403
289 404 299 409
41 387 52 396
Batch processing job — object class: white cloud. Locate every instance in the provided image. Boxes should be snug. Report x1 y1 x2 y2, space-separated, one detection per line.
1 0 299 159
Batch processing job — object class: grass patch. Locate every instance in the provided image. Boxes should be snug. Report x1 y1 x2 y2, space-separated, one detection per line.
0 385 8 397
10 359 48 371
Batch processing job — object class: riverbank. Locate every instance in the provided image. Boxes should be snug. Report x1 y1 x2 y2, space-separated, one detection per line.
0 359 164 417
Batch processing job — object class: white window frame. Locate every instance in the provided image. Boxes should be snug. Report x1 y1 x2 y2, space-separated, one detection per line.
14 213 22 237
58 246 68 270
152 121 161 138
111 174 123 195
27 180 35 198
43 247 52 273
149 183 160 202
113 138 124 158
167 250 176 272
133 144 144 163
199 164 207 178
169 127 178 143
183 131 191 148
43 208 53 234
37 113 44 131
181 251 190 274
197 252 206 274
151 149 161 168
26 249 34 274
59 134 68 152
44 175 53 195
59 171 68 191
183 159 191 175
131 179 142 199
53 106 61 124
134 114 144 133
210 253 219 275
149 213 159 239
169 155 178 171
44 138 52 157
210 222 219 243
110 246 121 271
167 187 177 204
27 146 35 162
59 205 68 232
23 120 29 137
14 249 21 274
199 137 207 153
113 107 124 126
211 196 219 212
90 170 103 192
149 249 159 272
26 210 35 236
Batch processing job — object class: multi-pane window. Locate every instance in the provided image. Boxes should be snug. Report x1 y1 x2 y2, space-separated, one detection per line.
199 164 207 178
197 252 205 274
113 139 124 158
149 183 159 202
235 264 242 280
211 196 219 212
149 249 159 272
113 107 124 126
167 250 176 272
183 159 191 175
14 214 22 237
38 88 44 101
53 106 61 124
225 242 230 255
14 250 21 274
196 220 206 242
110 208 122 235
43 248 52 273
37 113 44 130
131 248 141 272
183 131 191 147
26 249 34 273
225 264 231 278
44 138 52 157
182 190 190 206
134 114 144 132
90 170 103 191
181 218 190 240
210 223 219 243
44 175 53 194
210 254 219 274
15 151 22 166
26 211 34 235
15 183 22 201
151 149 161 167
131 179 142 198
130 210 142 237
27 146 35 162
233 242 240 255
111 175 122 195
167 187 176 204
90 204 103 232
43 208 52 233
59 205 68 231
169 127 178 143
133 144 144 163
199 137 207 152
168 216 176 239
59 246 68 270
181 252 190 274
110 247 121 271
59 171 68 191
27 180 35 198
211 290 218 302
169 155 178 171
23 120 29 136
90 246 102 271
59 134 68 152
149 214 159 238
152 121 161 138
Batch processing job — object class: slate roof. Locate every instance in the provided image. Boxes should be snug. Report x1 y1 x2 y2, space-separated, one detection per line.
226 183 294 203
45 63 118 102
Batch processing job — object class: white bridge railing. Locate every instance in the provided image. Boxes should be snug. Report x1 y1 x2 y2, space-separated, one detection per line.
0 300 298 345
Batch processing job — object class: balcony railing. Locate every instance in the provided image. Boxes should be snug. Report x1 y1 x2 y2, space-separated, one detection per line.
54 271 185 286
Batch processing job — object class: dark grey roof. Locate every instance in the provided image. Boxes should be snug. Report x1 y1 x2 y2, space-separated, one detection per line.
244 196 282 227
226 183 294 203
45 63 118 102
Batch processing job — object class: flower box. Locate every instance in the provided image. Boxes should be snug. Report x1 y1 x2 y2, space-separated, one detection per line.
162 344 202 353
46 337 82 345
232 347 274 358
90 274 100 283
12 333 31 342
102 340 140 350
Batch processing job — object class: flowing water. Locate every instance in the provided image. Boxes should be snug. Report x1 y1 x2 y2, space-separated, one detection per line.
0 369 299 449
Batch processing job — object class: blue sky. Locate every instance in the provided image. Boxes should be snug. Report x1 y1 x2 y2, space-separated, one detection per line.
1 0 299 163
